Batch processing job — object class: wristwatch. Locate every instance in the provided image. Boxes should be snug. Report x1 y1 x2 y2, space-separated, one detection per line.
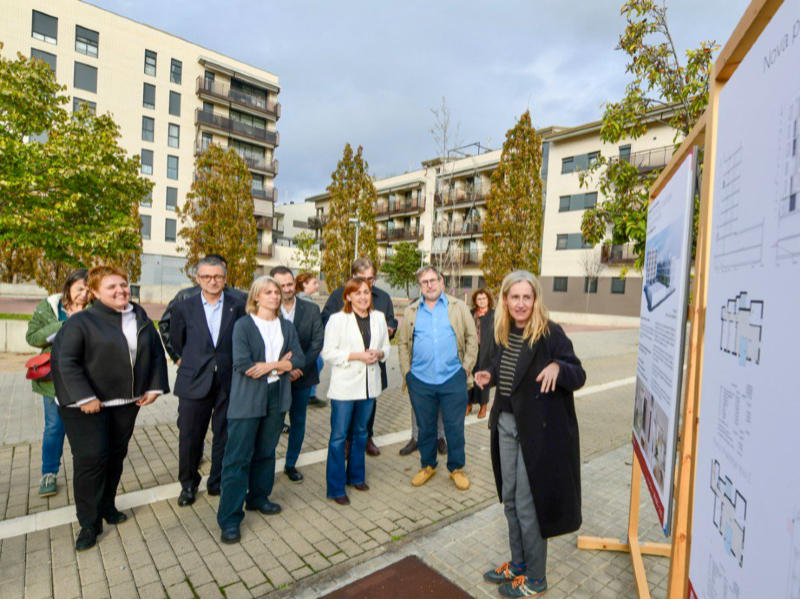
270 369 278 376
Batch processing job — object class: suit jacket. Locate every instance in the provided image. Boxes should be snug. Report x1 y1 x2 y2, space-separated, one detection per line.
229 315 305 418
286 298 324 389
169 291 246 399
322 284 397 390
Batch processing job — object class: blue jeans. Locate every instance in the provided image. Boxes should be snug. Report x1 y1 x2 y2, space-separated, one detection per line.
406 369 468 472
285 386 312 468
326 399 374 498
310 356 324 398
42 396 65 475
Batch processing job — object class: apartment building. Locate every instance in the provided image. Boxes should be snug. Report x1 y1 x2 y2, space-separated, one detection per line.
308 113 678 321
1 0 281 285
273 201 315 248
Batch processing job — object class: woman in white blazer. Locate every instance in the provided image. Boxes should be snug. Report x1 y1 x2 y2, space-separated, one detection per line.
322 277 391 505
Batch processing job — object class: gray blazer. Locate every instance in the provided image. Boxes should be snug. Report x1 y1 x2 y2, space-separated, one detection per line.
229 315 305 419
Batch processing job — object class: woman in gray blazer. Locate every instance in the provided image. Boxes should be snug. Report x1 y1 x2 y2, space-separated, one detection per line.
217 276 305 544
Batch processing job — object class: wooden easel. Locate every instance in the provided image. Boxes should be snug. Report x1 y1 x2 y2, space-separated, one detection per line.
576 1 785 597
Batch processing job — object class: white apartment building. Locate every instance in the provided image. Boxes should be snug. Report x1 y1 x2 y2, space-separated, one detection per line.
273 201 316 248
1 0 281 285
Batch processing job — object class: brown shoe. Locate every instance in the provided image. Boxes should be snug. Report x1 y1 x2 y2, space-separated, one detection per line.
349 483 370 491
437 438 448 455
399 439 418 456
331 495 350 506
477 404 488 419
465 403 473 416
411 466 436 487
366 437 381 457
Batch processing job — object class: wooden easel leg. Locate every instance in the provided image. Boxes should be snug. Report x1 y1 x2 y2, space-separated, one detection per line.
577 456 671 599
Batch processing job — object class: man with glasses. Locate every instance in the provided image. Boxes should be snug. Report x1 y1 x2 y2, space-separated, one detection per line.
397 265 478 491
169 256 246 506
322 257 397 456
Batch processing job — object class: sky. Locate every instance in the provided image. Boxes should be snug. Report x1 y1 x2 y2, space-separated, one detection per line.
87 0 751 205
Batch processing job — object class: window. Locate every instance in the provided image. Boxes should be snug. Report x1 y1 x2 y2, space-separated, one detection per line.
202 101 214 114
204 70 215 83
143 83 155 109
619 144 632 163
141 149 153 175
169 91 181 116
229 109 266 130
144 50 157 76
141 117 154 142
611 277 626 294
584 277 598 294
72 97 96 114
141 188 152 207
75 25 98 57
560 192 599 212
73 62 97 93
31 48 56 72
556 234 568 250
584 192 598 209
168 123 179 148
200 132 213 151
165 218 177 242
251 173 265 191
167 155 179 180
166 187 178 211
32 11 58 44
140 215 151 239
170 59 182 84
553 277 568 292
561 157 575 174
541 141 550 178
587 151 601 166
559 196 571 212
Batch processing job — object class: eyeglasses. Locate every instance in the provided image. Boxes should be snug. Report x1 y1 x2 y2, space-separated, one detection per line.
419 278 439 288
198 275 226 282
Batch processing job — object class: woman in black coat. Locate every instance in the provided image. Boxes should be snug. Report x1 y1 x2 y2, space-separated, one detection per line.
474 270 585 599
51 265 169 552
466 288 496 419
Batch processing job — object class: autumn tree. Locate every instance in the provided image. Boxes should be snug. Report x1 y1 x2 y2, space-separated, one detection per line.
481 110 544 293
320 144 379 290
0 45 150 289
381 242 421 298
579 0 717 270
292 231 320 275
177 144 257 289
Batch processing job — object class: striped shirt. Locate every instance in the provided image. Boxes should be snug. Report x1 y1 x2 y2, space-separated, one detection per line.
496 327 525 413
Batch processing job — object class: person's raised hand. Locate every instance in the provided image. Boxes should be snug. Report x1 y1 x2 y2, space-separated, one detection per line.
536 362 560 394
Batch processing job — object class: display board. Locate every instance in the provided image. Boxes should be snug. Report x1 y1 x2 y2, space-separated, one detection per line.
632 148 696 535
688 0 800 596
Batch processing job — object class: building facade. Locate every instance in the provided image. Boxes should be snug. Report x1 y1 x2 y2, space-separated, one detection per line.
1 0 281 285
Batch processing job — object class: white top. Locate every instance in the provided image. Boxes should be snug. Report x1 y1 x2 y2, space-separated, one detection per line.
250 314 283 383
321 311 391 401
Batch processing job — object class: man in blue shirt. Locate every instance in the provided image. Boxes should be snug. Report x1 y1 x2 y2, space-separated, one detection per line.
398 266 478 490
170 257 246 506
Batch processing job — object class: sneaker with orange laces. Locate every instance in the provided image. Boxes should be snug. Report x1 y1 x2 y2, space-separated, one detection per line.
498 575 547 599
483 561 525 584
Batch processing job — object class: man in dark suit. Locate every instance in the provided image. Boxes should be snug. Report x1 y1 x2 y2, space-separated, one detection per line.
270 266 324 483
170 256 246 506
321 257 397 457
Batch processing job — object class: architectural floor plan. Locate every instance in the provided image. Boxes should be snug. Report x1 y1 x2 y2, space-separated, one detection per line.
720 292 763 366
776 98 800 266
711 460 747 568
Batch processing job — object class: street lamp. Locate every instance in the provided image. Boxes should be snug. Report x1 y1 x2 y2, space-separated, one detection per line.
348 217 362 261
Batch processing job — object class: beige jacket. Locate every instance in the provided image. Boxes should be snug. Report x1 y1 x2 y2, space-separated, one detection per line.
397 293 479 390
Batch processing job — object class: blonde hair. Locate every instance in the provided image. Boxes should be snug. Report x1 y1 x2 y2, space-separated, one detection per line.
494 270 550 348
246 276 282 315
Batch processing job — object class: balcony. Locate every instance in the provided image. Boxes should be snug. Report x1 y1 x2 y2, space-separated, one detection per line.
194 141 279 175
255 215 272 231
251 186 278 202
377 226 424 242
274 221 285 235
253 198 273 218
308 215 329 230
195 109 279 146
611 145 674 173
601 243 636 265
434 183 492 208
197 76 281 119
433 220 483 237
257 241 273 257
375 197 424 217
431 249 483 267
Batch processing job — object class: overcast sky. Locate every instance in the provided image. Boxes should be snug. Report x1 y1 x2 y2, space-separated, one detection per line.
88 0 750 204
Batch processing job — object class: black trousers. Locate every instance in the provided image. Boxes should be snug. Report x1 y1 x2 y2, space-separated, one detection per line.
178 375 229 491
58 402 140 528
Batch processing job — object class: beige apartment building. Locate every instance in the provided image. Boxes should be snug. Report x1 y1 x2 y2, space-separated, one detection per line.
308 114 678 322
1 0 281 286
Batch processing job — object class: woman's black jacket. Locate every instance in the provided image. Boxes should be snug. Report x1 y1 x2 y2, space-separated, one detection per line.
51 301 170 406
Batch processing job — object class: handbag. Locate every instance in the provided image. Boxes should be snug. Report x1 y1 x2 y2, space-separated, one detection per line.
25 353 52 381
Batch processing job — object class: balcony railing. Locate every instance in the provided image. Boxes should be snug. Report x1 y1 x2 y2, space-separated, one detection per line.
257 241 273 257
251 186 278 202
377 226 424 242
274 221 285 235
601 243 637 264
197 77 281 119
611 145 674 173
253 198 273 218
433 220 483 237
195 109 279 146
255 216 272 231
434 183 492 207
308 215 329 230
431 249 483 266
194 141 279 175
375 197 424 217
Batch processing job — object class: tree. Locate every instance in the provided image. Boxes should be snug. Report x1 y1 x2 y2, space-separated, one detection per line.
381 242 422 298
292 231 320 275
0 44 150 286
320 144 379 291
579 0 717 270
176 144 257 289
0 243 38 284
579 248 607 315
481 110 544 293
